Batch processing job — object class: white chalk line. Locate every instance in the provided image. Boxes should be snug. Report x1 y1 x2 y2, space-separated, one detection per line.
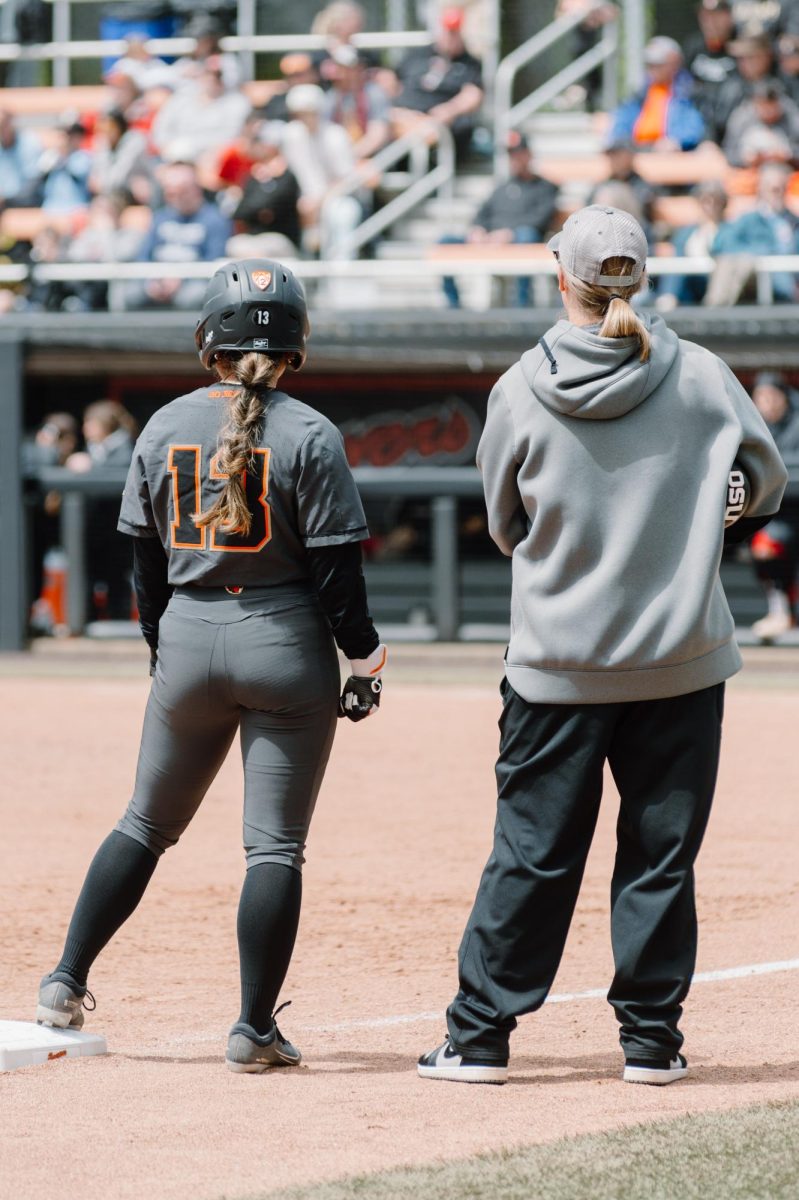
116 956 799 1055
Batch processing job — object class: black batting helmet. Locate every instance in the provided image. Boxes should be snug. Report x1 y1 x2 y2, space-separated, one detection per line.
194 259 309 371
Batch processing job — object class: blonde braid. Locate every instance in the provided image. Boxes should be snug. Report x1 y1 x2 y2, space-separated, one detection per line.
195 352 284 536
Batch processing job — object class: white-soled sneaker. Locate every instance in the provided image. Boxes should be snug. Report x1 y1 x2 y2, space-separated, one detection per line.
623 1054 688 1085
225 1002 301 1074
37 973 95 1029
417 1037 508 1084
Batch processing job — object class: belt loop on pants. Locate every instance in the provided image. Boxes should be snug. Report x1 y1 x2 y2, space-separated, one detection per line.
225 586 244 595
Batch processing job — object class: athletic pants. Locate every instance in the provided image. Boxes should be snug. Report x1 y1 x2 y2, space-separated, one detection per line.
117 586 340 870
447 678 725 1063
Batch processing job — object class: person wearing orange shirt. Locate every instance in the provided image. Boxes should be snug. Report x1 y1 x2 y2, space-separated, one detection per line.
609 36 706 150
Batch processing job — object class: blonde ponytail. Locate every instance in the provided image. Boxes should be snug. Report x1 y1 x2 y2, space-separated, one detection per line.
195 351 284 536
565 256 651 362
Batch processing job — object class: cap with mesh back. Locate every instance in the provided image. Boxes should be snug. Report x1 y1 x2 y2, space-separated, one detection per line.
548 205 648 287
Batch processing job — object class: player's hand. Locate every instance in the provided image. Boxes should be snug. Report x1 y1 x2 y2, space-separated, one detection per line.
338 644 386 723
339 674 382 721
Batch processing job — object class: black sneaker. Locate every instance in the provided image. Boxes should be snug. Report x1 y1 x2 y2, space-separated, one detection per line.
417 1037 508 1084
623 1053 688 1085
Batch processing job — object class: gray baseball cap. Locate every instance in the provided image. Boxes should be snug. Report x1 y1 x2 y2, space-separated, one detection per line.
548 205 648 287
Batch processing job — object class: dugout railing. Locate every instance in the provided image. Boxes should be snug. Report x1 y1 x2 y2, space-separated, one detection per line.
7 462 799 653
2 255 799 306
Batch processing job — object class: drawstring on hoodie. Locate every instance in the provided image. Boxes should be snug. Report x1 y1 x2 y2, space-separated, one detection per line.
539 336 558 375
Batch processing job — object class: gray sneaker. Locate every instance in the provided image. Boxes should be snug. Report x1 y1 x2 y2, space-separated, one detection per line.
37 973 95 1030
225 1005 301 1074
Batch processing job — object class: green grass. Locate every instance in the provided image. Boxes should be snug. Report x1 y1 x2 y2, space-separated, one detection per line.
247 1100 799 1200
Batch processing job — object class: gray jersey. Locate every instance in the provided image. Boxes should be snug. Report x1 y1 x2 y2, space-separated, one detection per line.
118 384 368 587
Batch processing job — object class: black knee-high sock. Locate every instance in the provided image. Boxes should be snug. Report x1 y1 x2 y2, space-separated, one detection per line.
237 863 302 1035
54 830 159 988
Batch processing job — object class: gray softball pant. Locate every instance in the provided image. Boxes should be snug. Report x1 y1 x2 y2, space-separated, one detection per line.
116 585 340 871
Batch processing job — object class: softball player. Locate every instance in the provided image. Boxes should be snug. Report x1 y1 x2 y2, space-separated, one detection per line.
36 259 385 1073
419 206 787 1086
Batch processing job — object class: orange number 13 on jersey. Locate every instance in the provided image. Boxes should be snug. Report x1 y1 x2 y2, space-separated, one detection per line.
167 445 272 553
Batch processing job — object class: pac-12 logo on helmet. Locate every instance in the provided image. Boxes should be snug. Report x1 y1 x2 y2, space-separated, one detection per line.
252 270 272 291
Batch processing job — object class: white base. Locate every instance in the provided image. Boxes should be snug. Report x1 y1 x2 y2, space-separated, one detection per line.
0 1020 107 1071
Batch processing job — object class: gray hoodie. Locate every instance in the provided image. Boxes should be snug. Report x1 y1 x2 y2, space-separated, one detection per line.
477 315 788 703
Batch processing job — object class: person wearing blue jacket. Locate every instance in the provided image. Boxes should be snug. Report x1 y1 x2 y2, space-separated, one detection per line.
123 162 231 311
657 180 737 307
609 36 706 151
704 162 799 304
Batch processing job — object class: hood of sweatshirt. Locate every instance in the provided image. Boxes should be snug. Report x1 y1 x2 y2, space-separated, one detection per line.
521 313 680 421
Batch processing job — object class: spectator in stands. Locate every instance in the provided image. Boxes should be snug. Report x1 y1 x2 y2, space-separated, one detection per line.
704 163 799 304
608 36 706 151
104 70 163 138
124 162 230 310
324 45 391 159
25 411 78 625
684 0 737 134
212 113 264 191
439 131 558 308
723 79 799 167
0 109 41 205
0 226 30 312
777 33 799 104
311 2 381 86
258 54 320 124
172 14 240 92
152 59 250 163
656 180 734 308
27 224 71 312
0 0 51 87
589 137 656 228
67 400 137 622
281 84 362 257
590 180 647 227
748 370 799 640
89 108 156 207
730 0 789 37
227 124 301 258
712 33 777 142
388 7 484 161
107 33 173 92
34 116 92 213
66 193 142 311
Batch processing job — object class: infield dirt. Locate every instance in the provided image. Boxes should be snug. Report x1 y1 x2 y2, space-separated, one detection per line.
1 644 798 1200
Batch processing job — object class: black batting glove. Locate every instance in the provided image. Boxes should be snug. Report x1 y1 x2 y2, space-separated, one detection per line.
339 675 382 721
337 644 386 723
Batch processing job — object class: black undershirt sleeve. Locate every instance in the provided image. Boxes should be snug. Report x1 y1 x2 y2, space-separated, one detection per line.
131 536 173 652
305 542 380 662
724 512 774 546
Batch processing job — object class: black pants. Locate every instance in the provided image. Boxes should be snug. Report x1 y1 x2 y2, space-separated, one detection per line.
447 679 725 1063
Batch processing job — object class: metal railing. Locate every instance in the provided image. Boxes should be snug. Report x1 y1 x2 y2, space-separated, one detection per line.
27 465 481 640
493 13 619 179
328 121 455 258
0 17 432 87
1 255 797 308
18 460 799 643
